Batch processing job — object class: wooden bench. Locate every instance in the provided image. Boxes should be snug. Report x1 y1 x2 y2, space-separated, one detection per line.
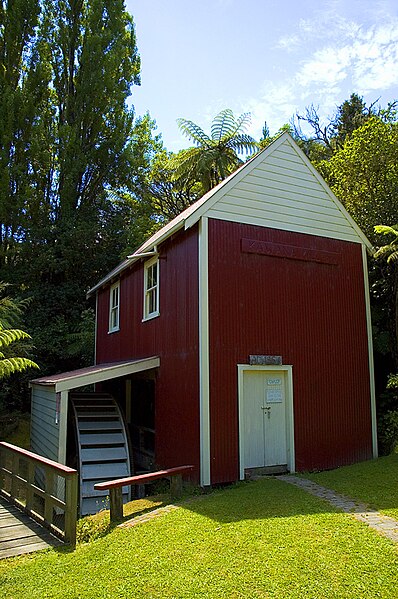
94 465 194 522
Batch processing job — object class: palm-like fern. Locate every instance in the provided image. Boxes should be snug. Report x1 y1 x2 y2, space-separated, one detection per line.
174 109 258 193
0 324 39 379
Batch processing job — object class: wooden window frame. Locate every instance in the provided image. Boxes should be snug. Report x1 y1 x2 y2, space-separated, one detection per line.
143 256 159 321
109 281 120 333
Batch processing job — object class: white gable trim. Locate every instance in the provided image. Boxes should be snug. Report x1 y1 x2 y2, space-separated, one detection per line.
87 133 373 297
185 133 373 252
184 134 289 231
361 245 378 457
199 217 211 486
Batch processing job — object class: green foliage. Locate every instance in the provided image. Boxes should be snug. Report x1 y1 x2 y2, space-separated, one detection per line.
0 323 39 379
0 282 38 383
293 93 398 160
319 118 398 244
147 148 202 219
377 410 398 455
0 411 30 447
174 109 258 193
76 510 111 544
0 1 151 378
374 225 398 263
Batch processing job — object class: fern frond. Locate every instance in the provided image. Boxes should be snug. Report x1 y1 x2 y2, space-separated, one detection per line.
229 111 252 136
374 225 398 237
0 328 32 349
0 357 39 379
227 133 258 154
387 251 398 264
375 225 398 236
211 109 236 142
177 118 212 148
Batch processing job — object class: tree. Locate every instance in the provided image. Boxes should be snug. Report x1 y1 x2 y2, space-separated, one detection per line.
0 0 47 269
374 225 398 365
317 118 398 244
146 148 202 219
0 1 144 374
173 109 258 193
292 93 398 160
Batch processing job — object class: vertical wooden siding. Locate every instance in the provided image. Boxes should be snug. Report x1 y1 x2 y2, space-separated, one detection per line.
96 226 200 479
208 219 372 483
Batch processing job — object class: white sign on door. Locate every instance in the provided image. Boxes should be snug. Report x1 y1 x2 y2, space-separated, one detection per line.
266 388 283 403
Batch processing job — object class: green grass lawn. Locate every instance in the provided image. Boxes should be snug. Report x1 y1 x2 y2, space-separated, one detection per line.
303 453 398 520
1 477 397 599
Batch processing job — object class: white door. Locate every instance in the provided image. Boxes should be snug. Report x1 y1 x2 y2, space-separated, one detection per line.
241 369 288 469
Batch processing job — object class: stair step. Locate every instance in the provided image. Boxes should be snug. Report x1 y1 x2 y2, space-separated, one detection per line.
79 432 126 445
78 420 122 431
71 393 132 516
82 462 130 480
81 447 127 462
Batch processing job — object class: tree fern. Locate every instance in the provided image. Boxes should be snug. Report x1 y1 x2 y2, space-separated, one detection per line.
176 109 258 193
0 323 39 379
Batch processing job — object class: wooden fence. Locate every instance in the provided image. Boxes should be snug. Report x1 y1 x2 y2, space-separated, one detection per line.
0 442 78 547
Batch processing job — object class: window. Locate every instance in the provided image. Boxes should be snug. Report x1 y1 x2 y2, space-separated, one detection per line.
109 281 120 332
143 257 159 320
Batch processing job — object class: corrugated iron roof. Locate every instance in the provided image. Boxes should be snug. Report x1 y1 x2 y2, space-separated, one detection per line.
30 357 160 392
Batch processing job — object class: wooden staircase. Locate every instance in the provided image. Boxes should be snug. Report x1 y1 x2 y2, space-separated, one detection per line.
70 394 131 516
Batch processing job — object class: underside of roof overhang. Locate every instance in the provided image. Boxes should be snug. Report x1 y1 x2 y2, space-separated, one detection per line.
30 357 160 393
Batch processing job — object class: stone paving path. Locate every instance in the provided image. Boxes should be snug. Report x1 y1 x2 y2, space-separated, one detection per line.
279 475 398 543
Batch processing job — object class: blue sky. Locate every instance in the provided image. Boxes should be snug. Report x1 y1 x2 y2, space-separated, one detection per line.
125 0 398 152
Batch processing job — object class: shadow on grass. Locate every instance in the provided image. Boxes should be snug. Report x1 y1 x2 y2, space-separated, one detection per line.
69 454 398 545
177 476 339 524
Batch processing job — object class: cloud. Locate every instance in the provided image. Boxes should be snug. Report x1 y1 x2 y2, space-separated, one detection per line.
296 19 398 94
275 34 301 51
246 11 398 137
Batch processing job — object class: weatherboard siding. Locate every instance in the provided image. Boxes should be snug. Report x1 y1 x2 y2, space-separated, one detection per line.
95 225 200 479
30 384 59 462
206 139 359 243
207 219 372 483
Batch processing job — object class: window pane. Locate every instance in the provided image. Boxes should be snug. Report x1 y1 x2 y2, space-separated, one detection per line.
148 289 156 314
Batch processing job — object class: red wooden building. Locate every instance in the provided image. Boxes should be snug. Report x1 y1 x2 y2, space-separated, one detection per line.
31 133 377 503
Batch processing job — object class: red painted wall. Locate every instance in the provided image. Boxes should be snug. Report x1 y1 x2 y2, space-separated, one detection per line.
208 219 372 483
96 226 200 479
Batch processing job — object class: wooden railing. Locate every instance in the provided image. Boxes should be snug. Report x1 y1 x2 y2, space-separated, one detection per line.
0 442 78 547
94 465 194 522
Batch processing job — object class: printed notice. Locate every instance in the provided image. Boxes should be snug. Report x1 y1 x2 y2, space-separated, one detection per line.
267 378 282 386
266 389 283 403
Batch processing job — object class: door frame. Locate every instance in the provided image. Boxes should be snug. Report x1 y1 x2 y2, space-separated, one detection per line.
237 364 295 480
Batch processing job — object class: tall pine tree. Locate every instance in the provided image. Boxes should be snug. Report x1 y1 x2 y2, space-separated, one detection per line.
0 1 144 374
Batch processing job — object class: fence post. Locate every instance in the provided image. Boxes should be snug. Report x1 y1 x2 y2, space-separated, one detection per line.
25 461 35 511
109 487 123 522
10 453 19 499
64 472 78 547
170 474 183 500
44 468 55 525
0 446 5 492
